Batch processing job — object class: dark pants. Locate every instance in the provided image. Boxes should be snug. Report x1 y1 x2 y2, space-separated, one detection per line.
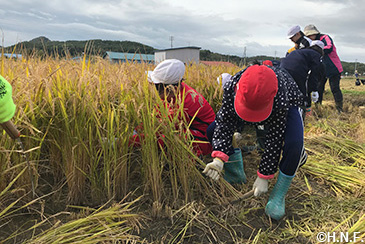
318 73 343 111
279 107 304 176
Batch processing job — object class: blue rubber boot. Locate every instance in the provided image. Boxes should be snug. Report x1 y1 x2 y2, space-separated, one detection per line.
265 171 294 220
223 148 247 184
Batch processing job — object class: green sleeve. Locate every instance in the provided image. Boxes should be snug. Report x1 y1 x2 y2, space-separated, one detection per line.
0 75 16 123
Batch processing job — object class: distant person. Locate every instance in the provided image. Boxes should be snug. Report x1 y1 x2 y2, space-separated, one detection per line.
204 64 305 220
355 70 361 86
217 73 232 87
262 60 273 66
304 24 344 112
286 25 312 56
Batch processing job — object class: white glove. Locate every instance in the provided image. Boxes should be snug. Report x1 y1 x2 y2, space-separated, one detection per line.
232 132 242 148
233 132 242 141
203 158 224 181
252 176 268 196
311 91 319 103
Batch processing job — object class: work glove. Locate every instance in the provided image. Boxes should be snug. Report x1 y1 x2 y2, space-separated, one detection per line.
203 158 224 181
0 75 16 123
232 132 242 148
252 176 268 196
233 132 242 141
311 91 319 103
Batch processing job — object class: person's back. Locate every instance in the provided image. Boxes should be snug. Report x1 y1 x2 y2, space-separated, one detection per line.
318 34 343 77
281 48 321 93
180 82 215 137
280 46 322 108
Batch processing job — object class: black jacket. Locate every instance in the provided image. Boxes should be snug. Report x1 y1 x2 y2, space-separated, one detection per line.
280 48 322 107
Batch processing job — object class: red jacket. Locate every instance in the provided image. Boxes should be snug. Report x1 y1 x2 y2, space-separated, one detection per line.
174 82 216 156
131 82 215 156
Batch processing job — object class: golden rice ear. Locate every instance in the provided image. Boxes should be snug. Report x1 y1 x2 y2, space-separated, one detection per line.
165 84 179 95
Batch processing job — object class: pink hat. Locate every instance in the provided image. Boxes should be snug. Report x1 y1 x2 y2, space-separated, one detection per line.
234 65 278 122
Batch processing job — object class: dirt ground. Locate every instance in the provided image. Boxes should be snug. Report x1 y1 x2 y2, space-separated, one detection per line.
136 151 318 243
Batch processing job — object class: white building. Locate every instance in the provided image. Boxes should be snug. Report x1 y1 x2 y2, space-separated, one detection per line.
154 46 201 64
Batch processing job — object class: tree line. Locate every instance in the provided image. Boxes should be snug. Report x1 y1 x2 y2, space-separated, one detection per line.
3 36 363 76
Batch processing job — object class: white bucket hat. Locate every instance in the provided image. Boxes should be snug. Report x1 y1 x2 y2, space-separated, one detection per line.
304 24 320 36
147 59 185 84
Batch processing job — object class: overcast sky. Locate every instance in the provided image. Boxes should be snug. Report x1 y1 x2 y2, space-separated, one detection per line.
1 0 365 63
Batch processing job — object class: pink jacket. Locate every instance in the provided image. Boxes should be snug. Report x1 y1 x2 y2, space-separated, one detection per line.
319 34 343 77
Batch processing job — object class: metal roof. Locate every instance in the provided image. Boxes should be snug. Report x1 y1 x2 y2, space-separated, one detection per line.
0 53 22 59
155 46 201 52
104 51 154 61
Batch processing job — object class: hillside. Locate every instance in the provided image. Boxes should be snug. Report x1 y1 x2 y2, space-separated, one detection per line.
199 49 280 67
5 36 156 57
3 36 364 74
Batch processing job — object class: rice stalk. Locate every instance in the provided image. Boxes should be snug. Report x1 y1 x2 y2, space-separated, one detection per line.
24 198 144 244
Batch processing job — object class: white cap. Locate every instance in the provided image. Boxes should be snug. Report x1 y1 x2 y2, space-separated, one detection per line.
287 25 301 39
310 40 324 49
217 73 232 87
147 59 185 84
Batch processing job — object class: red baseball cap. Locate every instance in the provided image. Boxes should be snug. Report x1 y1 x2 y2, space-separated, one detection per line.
234 65 278 122
262 60 273 66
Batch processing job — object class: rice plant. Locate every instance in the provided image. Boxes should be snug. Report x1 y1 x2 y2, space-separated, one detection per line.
0 53 364 243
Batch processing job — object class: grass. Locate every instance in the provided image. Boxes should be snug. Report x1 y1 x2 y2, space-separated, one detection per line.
0 56 364 243
342 90 365 95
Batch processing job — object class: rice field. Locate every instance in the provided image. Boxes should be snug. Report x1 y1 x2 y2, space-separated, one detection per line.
0 55 364 243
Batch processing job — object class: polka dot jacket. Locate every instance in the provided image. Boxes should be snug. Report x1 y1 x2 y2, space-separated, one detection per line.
211 66 304 179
